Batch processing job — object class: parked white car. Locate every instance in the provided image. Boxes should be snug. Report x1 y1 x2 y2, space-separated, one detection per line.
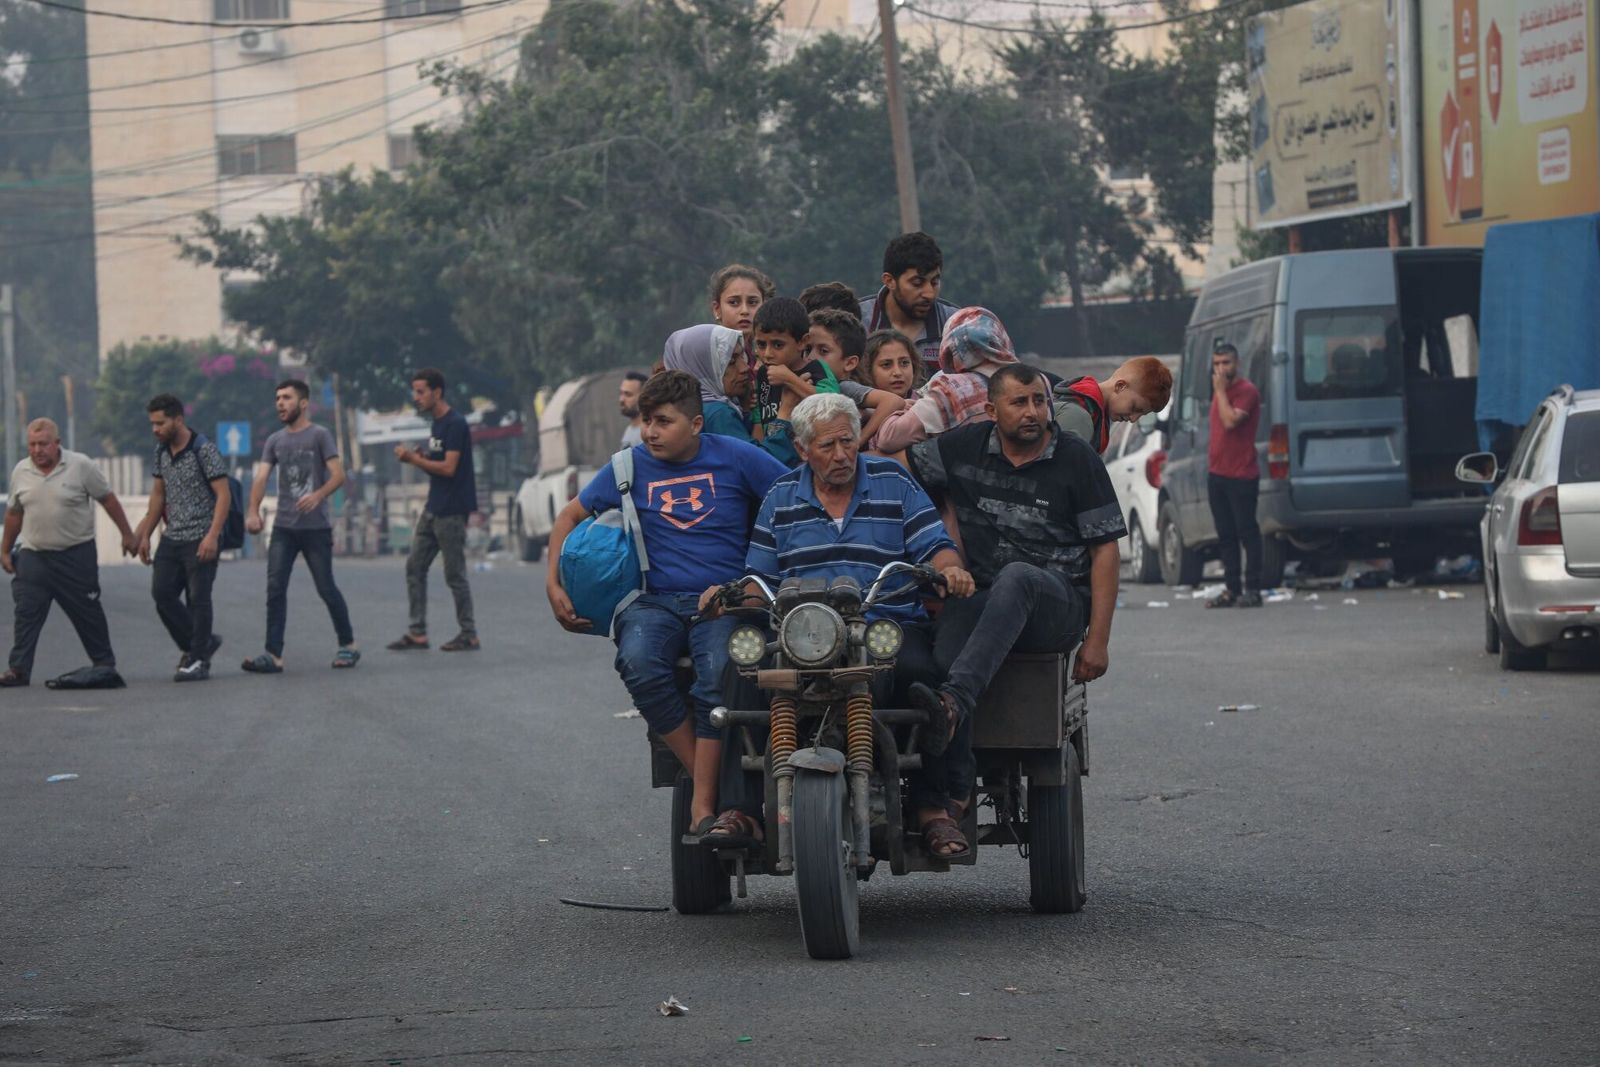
1104 402 1170 584
511 371 633 562
1457 385 1600 670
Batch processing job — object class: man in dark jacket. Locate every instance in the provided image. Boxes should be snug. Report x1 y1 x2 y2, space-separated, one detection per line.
859 231 959 376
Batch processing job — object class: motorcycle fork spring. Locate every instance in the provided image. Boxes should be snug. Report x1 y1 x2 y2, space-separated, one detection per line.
770 693 799 874
845 688 874 774
769 693 799 772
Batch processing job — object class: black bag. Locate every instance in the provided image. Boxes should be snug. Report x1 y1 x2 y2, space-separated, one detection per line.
45 665 127 690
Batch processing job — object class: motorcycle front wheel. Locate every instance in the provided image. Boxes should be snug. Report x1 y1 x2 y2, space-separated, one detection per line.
793 770 860 959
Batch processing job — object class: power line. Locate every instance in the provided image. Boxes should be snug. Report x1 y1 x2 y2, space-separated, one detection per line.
8 35 518 115
947 0 1172 10
3 48 521 252
12 0 526 103
0 26 520 191
21 0 523 29
898 0 1258 35
16 0 521 66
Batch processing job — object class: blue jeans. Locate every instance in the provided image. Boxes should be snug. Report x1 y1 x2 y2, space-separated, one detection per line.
613 593 736 739
266 526 354 657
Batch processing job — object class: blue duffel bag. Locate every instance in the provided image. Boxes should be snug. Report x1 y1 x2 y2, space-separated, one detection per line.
558 449 650 637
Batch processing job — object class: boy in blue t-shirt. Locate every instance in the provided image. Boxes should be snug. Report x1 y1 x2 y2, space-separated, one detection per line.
547 370 789 838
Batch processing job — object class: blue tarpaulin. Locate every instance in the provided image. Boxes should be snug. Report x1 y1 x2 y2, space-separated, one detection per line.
1476 213 1600 442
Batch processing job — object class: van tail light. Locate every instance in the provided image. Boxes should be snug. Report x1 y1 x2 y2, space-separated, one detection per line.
1145 450 1167 489
565 470 580 501
1517 486 1562 546
1267 424 1290 480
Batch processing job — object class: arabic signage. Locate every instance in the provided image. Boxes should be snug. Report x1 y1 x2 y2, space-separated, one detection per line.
1420 0 1599 245
1247 0 1411 228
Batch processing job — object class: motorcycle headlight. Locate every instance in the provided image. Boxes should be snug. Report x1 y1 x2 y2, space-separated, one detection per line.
727 624 767 667
863 619 904 661
779 603 846 666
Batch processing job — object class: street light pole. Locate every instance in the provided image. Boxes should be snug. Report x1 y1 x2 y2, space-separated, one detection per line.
2 285 16 477
878 0 921 234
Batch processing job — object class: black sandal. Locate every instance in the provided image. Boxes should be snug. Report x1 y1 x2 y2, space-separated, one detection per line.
241 654 283 674
1205 590 1237 609
385 634 430 651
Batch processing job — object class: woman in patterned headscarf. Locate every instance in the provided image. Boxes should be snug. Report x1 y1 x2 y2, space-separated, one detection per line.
871 306 1019 452
661 323 754 441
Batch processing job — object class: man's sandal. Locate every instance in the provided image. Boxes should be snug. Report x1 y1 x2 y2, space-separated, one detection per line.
332 649 361 669
241 655 283 674
698 809 764 850
1205 590 1237 609
440 634 480 652
920 815 971 859
385 634 429 651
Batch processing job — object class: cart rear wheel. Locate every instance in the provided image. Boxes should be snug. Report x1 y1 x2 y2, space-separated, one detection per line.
794 771 859 959
671 775 727 915
1028 745 1086 914
512 508 542 562
1127 519 1162 585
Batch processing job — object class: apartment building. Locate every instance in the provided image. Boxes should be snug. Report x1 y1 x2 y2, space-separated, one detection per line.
84 0 535 358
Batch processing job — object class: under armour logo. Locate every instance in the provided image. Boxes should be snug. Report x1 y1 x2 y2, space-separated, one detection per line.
649 473 717 530
658 487 705 514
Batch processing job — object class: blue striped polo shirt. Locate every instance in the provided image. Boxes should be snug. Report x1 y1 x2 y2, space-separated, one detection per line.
745 455 956 622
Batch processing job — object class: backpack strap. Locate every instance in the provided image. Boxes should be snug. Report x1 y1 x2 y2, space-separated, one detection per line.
611 448 650 590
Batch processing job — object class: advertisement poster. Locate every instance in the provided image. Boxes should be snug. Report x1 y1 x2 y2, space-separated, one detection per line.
1247 0 1411 228
1421 0 1599 245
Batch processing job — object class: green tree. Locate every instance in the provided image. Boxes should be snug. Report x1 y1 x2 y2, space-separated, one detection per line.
0 0 99 443
181 169 473 411
93 338 283 455
422 0 789 385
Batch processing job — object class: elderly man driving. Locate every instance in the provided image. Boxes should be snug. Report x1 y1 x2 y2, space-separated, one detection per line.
700 392 979 857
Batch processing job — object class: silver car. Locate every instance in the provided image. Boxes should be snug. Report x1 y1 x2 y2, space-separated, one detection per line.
1457 386 1600 670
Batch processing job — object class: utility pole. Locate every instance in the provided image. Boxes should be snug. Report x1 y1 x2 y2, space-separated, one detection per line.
878 0 921 234
62 375 76 451
2 285 16 478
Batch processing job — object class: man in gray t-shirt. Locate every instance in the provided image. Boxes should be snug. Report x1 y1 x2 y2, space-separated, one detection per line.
241 380 358 673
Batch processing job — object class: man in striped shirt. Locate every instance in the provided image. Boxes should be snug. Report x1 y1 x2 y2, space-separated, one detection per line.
736 393 979 857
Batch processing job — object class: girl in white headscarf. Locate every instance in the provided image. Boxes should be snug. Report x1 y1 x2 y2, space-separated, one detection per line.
662 323 755 441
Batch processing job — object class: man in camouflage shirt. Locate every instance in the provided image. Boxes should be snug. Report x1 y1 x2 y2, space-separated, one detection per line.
134 394 232 682
901 364 1125 757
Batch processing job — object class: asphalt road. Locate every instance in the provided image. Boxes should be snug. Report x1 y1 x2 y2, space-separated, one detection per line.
2 557 1597 1065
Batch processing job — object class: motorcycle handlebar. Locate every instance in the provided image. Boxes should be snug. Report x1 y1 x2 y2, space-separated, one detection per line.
863 561 944 607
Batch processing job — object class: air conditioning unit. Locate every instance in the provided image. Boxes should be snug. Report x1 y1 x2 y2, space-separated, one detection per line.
237 28 284 56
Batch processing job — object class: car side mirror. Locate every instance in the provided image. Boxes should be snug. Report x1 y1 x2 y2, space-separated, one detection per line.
1137 412 1162 436
1454 452 1499 484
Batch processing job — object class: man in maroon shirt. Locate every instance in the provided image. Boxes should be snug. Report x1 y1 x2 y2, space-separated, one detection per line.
1205 342 1263 608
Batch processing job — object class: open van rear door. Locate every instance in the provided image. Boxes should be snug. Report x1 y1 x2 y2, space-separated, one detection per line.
1287 304 1411 512
1557 411 1600 576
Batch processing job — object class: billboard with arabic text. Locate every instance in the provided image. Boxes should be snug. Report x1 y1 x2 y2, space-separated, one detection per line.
1247 0 1412 228
1420 0 1599 245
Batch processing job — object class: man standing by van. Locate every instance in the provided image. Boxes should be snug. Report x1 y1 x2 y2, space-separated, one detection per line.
1206 342 1263 608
